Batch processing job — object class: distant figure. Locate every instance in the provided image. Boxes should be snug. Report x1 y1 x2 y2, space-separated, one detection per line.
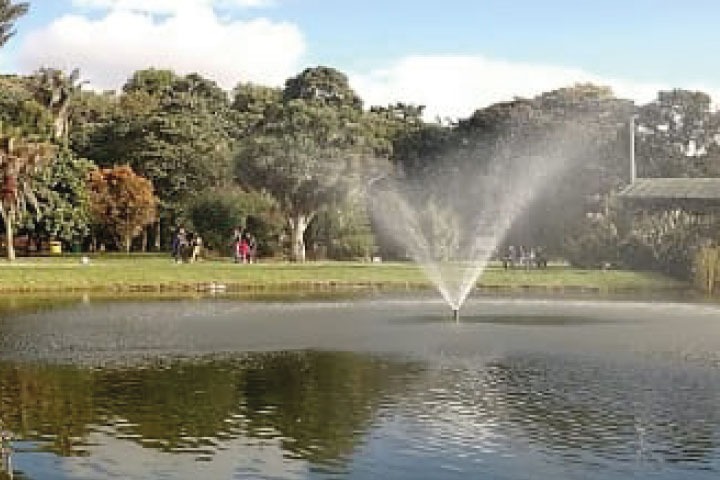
503 245 514 269
237 235 250 264
535 246 548 268
527 247 536 271
247 233 257 264
171 227 187 263
181 232 193 263
233 227 242 263
191 234 203 263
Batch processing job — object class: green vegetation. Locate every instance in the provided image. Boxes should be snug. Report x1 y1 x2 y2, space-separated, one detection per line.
695 247 720 294
1 2 719 293
0 352 415 461
0 257 684 293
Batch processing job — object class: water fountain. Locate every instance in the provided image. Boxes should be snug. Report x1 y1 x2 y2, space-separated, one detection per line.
369 120 592 318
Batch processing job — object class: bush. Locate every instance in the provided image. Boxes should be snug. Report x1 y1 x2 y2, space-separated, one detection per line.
185 188 283 257
694 247 720 294
563 215 619 268
307 201 376 260
619 210 709 279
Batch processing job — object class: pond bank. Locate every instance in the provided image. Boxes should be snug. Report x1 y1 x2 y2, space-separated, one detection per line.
0 257 689 295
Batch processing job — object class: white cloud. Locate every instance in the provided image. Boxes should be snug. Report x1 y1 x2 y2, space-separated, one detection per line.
17 6 303 90
14 5 720 119
72 0 275 14
350 55 720 120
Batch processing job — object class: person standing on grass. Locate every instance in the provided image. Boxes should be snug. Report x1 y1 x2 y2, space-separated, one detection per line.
171 226 186 263
247 233 257 264
232 227 242 263
239 234 250 264
191 234 203 263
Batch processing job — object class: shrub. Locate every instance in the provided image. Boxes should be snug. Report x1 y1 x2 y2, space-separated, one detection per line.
185 188 283 257
619 210 710 279
694 247 720 294
563 215 619 268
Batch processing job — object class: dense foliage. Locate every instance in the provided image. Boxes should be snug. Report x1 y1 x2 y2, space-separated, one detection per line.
185 188 282 256
88 165 157 252
1 5 719 274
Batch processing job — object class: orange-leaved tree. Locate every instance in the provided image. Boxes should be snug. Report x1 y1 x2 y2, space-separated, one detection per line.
88 165 157 252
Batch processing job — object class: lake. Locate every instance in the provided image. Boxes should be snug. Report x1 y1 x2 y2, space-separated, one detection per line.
0 294 718 479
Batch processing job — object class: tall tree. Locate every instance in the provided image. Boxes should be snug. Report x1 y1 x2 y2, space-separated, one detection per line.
0 130 55 260
30 67 86 143
19 148 93 249
0 0 27 48
236 67 378 261
0 74 54 137
230 82 282 136
73 69 235 246
283 66 363 108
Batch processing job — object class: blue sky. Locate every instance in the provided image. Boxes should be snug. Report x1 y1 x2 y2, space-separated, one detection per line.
2 0 719 118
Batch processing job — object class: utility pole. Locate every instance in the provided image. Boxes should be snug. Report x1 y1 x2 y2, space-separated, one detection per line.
630 115 637 183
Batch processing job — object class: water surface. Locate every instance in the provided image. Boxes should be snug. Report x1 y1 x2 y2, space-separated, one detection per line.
0 295 718 479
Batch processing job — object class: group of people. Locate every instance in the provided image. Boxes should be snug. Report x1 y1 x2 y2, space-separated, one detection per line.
170 226 258 264
501 245 547 270
171 227 203 263
233 227 257 264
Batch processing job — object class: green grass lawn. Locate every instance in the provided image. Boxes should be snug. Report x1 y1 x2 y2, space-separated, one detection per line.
0 254 688 293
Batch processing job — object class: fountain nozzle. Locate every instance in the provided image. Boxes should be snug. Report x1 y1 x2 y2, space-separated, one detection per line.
452 308 460 321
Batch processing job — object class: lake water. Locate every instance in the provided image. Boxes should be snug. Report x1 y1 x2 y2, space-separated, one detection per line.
0 294 718 479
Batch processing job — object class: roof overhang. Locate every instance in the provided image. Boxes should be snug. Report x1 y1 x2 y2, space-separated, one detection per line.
618 178 720 209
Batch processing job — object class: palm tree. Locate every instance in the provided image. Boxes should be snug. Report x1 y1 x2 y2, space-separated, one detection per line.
0 0 28 48
32 68 86 143
1 128 55 260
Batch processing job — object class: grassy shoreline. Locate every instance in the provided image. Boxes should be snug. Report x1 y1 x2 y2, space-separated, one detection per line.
0 256 688 294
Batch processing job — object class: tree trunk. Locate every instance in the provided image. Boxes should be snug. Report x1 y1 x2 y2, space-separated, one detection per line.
154 220 161 251
3 207 15 261
142 227 148 252
124 234 132 253
54 104 70 144
289 213 313 262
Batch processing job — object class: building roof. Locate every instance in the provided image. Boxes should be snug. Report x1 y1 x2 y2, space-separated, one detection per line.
619 178 720 201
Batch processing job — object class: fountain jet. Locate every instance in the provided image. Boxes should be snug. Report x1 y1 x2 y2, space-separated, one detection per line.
369 121 589 315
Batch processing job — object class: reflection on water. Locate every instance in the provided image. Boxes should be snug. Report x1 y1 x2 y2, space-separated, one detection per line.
0 297 718 479
0 352 718 479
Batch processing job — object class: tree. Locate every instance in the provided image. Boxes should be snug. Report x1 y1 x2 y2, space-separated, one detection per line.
236 103 376 261
235 67 381 262
68 89 121 161
230 82 282 136
307 199 376 260
0 75 54 136
0 130 56 260
635 89 720 178
283 66 362 109
30 67 86 143
130 71 234 208
73 69 235 248
0 0 27 48
19 148 93 249
185 187 281 256
88 165 157 252
122 68 177 97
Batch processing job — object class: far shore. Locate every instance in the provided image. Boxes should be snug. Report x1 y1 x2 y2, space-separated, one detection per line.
0 255 690 295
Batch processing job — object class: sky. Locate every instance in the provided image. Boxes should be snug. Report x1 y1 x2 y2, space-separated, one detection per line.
2 0 720 119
